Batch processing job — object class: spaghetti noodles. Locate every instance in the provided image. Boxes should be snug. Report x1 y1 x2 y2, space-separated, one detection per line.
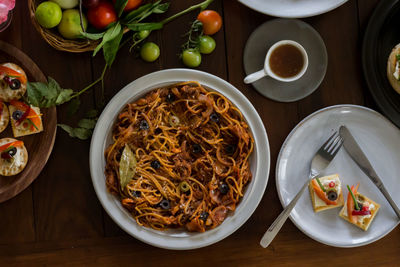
105 81 254 232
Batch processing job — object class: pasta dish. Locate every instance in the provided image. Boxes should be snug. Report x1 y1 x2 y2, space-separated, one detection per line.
104 81 254 232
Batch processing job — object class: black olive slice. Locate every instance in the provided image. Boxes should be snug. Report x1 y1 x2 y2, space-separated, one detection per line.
327 190 338 201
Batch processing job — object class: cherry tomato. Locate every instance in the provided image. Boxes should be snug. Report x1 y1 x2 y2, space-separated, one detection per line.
140 42 160 62
87 1 117 30
124 0 142 11
138 30 150 39
329 181 335 188
197 10 222 35
182 49 201 68
198 35 216 54
112 0 142 11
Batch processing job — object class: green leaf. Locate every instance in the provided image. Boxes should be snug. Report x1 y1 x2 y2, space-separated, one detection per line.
80 31 105 40
121 1 169 24
153 3 170 13
77 118 97 129
103 28 123 67
126 22 163 31
58 124 75 137
45 77 62 100
67 97 81 116
93 23 122 57
122 3 153 23
115 0 129 17
85 109 98 118
55 89 74 105
26 82 42 107
72 127 93 140
58 124 93 140
26 77 75 108
119 144 137 189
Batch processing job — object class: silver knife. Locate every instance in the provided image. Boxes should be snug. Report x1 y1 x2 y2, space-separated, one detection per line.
339 125 400 219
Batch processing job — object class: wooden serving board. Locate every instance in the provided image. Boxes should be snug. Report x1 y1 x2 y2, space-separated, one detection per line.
0 41 57 203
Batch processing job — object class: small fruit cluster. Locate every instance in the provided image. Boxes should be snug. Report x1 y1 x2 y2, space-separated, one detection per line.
35 0 141 39
181 10 222 68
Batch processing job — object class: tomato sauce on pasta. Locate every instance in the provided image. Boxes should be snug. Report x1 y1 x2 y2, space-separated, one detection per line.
105 81 254 232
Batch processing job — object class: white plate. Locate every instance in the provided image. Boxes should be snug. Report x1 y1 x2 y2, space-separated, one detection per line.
238 0 348 18
276 105 400 247
90 69 270 250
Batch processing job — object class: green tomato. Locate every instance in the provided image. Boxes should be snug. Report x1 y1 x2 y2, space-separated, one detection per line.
35 1 62 29
58 9 87 39
198 35 216 54
140 42 160 62
182 49 201 68
138 30 151 40
50 0 78 9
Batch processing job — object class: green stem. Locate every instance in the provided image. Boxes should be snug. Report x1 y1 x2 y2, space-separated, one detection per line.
347 185 359 210
73 0 214 103
160 0 214 25
73 64 107 98
315 177 326 192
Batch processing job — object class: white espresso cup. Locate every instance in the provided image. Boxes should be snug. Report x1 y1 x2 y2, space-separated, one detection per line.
244 40 308 84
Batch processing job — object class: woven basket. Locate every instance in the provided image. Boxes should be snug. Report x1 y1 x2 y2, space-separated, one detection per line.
28 0 99 53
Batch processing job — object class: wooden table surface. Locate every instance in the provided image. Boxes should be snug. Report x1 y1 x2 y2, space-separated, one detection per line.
1 0 399 265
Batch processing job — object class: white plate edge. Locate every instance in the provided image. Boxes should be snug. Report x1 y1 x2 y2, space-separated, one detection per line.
237 0 348 18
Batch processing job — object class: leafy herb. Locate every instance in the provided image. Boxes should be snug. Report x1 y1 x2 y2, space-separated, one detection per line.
103 29 124 67
27 77 74 108
77 118 97 129
67 97 81 116
122 1 169 24
80 31 105 40
115 0 129 18
58 116 97 140
153 3 170 13
125 22 163 31
397 54 400 62
85 109 98 118
93 23 123 57
119 144 137 189
58 124 92 140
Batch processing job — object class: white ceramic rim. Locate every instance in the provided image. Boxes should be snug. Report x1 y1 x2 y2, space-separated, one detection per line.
238 0 348 18
264 40 309 82
89 69 270 250
275 104 400 247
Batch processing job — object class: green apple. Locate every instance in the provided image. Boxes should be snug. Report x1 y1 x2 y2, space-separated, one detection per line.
50 0 78 9
35 1 62 29
58 9 87 39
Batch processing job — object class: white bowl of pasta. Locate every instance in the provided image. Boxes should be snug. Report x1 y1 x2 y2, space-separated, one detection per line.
89 69 270 250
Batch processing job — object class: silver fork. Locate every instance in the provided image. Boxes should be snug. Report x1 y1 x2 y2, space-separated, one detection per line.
260 131 343 248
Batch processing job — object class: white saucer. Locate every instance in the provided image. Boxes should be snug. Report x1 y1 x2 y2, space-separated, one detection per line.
238 0 348 18
243 19 327 102
276 105 400 247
